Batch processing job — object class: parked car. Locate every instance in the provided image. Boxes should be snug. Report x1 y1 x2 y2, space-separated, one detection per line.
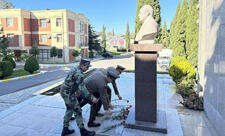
158 57 171 70
102 52 113 58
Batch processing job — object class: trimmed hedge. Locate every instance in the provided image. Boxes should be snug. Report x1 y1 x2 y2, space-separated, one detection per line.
3 56 16 69
169 58 196 84
0 61 13 79
24 56 39 73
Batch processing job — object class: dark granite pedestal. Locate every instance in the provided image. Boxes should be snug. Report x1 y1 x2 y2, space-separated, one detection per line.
125 108 167 133
125 44 167 133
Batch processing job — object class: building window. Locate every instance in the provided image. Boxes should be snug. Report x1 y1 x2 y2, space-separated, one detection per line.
7 33 14 43
7 18 13 27
80 22 84 33
40 19 47 27
56 18 62 27
40 34 47 42
57 34 62 42
80 36 84 47
58 49 62 58
37 49 50 61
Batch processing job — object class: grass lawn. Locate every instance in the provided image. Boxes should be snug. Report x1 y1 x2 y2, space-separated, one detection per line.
6 70 39 79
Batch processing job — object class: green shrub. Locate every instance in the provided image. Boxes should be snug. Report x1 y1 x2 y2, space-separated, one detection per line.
89 50 94 58
3 55 16 69
176 79 195 97
24 56 39 73
72 46 80 57
169 58 196 83
0 61 13 79
169 57 186 67
21 53 32 61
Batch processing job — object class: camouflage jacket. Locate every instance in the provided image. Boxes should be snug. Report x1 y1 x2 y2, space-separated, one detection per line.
61 66 92 101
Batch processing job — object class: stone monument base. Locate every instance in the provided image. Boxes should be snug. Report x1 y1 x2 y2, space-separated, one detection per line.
125 108 167 134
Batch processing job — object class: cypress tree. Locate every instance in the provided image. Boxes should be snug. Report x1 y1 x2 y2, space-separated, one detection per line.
125 22 130 50
186 0 199 66
112 28 115 36
88 24 101 51
135 0 161 41
169 2 180 49
161 21 170 48
172 0 188 58
101 25 106 52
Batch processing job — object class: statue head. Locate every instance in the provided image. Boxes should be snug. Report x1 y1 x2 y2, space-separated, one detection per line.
138 5 154 22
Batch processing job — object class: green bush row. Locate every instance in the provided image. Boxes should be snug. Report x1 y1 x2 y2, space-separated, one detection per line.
0 61 13 79
24 56 39 74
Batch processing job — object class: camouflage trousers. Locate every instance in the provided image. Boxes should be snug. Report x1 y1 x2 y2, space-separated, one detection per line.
60 87 84 129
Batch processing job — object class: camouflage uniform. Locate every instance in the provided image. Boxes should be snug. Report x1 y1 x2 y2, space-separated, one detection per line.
60 66 92 129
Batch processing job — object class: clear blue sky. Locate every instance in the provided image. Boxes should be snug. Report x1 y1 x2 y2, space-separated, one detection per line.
9 0 181 34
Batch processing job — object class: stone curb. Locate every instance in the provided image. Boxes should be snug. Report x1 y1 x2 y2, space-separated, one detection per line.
0 72 42 83
33 79 63 95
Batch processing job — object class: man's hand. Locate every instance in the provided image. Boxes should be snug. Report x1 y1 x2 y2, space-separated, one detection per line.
106 109 112 115
117 94 122 100
92 97 98 103
109 103 114 109
76 90 81 97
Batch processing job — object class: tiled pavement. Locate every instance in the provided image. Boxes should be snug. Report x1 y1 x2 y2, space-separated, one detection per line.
0 73 219 136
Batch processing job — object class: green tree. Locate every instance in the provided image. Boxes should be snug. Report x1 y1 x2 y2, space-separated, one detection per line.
50 46 58 63
161 21 170 48
0 30 9 60
125 22 130 50
88 24 101 53
72 46 80 58
135 0 161 41
0 0 14 9
186 0 199 66
112 28 115 36
172 0 188 58
101 25 106 52
169 2 180 49
30 42 40 58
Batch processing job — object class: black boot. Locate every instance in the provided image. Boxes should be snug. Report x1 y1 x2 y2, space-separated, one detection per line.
88 122 101 127
61 127 75 136
80 128 95 136
70 117 75 121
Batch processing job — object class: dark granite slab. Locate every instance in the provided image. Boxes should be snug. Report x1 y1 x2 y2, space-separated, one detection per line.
125 108 167 134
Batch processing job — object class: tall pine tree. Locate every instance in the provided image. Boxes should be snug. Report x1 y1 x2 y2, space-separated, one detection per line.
101 25 106 52
172 0 188 58
135 0 161 42
169 2 180 49
88 25 101 51
161 21 170 48
125 22 130 50
186 0 199 66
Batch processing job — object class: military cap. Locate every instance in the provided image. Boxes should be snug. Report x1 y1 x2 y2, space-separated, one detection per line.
107 67 120 79
79 58 91 67
116 65 126 71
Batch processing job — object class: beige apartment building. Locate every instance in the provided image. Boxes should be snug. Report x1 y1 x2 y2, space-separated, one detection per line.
0 9 89 63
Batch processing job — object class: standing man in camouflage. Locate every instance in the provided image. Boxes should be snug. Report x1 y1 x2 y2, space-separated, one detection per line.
60 59 97 136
